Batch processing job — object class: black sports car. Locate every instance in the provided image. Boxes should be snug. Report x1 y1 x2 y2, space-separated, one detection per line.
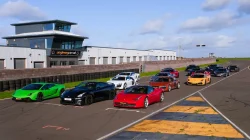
186 66 201 76
185 65 198 72
207 66 224 76
227 65 240 72
206 64 219 70
60 81 116 106
213 68 230 77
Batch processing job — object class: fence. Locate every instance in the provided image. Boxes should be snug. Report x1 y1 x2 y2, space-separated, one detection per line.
0 68 139 92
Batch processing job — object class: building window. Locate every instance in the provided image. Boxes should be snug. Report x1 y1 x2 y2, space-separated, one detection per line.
69 61 75 65
30 39 45 49
55 23 71 32
43 23 53 31
60 61 67 66
45 38 53 48
50 61 57 67
61 41 82 49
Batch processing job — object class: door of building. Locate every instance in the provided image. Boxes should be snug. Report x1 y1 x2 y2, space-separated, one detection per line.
112 57 116 64
103 57 108 64
14 58 25 69
89 57 96 65
0 59 4 69
34 62 44 68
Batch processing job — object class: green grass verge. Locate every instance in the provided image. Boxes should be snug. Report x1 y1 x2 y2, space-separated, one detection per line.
1 57 249 99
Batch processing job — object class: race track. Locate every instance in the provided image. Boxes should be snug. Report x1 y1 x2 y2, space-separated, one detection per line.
0 60 250 140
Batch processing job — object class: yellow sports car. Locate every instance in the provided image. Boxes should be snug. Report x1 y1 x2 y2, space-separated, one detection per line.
186 73 211 86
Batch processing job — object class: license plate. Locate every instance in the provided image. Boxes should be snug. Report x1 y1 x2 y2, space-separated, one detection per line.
64 98 72 101
16 98 21 100
120 102 126 104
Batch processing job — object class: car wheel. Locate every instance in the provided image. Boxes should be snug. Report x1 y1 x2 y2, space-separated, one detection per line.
177 83 180 89
123 83 127 89
59 89 65 96
109 91 116 100
144 97 149 108
168 85 171 92
36 93 43 102
84 95 93 105
160 93 164 102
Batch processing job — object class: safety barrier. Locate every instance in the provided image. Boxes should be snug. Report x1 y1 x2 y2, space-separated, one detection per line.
0 68 139 92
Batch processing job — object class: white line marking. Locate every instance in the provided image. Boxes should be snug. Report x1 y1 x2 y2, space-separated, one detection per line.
198 92 250 139
35 102 63 107
105 108 145 113
97 66 248 140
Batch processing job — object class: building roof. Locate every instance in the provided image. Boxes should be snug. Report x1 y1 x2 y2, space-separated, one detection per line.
83 46 175 52
2 30 89 39
11 19 77 26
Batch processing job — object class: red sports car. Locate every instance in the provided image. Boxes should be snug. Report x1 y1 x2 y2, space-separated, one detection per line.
161 68 179 78
113 85 164 108
191 69 211 76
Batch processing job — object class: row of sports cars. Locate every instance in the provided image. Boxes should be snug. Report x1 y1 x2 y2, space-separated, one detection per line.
11 64 240 108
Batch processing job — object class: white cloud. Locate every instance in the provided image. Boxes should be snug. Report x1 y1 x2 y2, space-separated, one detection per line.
178 11 248 33
238 0 250 15
214 35 236 47
132 13 172 35
0 0 47 20
202 0 231 11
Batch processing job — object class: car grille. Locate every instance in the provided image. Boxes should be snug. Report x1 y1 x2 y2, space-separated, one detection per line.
115 102 135 107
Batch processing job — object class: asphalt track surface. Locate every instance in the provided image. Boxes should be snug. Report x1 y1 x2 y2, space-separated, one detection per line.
0 60 250 140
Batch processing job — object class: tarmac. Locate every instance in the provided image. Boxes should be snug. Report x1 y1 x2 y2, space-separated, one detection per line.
0 60 249 140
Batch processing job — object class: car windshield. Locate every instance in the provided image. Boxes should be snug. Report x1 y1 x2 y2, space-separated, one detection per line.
22 84 43 90
230 66 237 68
155 73 170 76
76 82 96 89
209 65 217 67
191 74 205 78
196 70 205 73
153 78 169 82
119 73 130 76
124 86 148 94
112 77 126 81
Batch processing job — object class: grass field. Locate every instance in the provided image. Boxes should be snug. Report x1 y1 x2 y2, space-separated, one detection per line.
1 58 249 99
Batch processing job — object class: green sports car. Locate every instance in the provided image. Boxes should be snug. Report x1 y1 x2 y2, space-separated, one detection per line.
12 83 65 102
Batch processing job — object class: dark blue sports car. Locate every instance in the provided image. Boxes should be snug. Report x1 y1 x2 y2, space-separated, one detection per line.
213 68 230 77
60 81 116 106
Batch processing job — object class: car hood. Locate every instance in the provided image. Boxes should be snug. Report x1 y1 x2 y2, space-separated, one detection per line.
61 87 92 98
116 93 146 101
13 89 39 97
149 82 168 87
215 71 226 74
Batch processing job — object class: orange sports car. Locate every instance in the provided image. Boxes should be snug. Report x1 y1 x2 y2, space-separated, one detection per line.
149 76 180 92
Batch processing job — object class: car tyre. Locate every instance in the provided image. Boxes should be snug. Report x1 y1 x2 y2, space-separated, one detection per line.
59 89 65 96
160 93 164 102
109 91 116 100
36 93 43 102
144 97 149 108
84 95 93 105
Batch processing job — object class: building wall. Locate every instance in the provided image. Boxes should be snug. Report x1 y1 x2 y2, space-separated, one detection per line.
15 24 44 34
0 46 47 69
78 47 177 65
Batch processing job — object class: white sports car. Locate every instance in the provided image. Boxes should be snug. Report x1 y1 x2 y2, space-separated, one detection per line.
107 75 137 90
116 72 140 82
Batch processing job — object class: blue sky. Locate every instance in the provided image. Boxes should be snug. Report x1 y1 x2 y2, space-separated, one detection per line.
0 0 250 57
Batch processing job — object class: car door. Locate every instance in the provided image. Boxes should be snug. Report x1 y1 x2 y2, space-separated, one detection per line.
147 86 157 103
47 84 58 97
95 82 108 100
169 77 175 88
128 77 134 86
41 84 55 98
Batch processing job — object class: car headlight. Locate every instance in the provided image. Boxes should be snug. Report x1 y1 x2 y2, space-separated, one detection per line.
77 93 85 97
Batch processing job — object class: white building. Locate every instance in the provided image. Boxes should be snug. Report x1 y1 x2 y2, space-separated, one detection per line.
0 46 47 69
78 46 176 65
